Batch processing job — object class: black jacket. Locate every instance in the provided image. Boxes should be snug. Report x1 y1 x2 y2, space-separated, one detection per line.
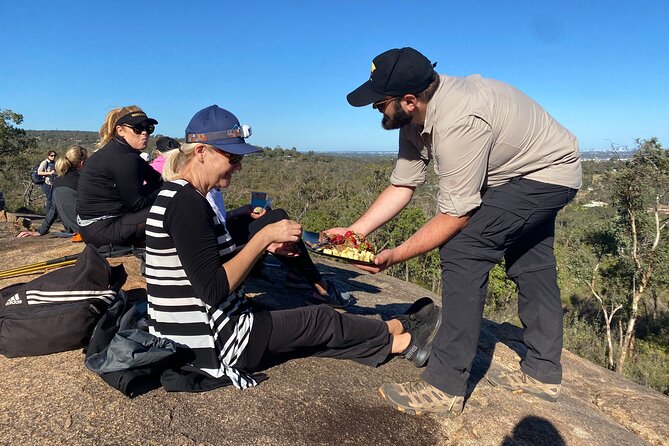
77 137 162 219
85 291 236 397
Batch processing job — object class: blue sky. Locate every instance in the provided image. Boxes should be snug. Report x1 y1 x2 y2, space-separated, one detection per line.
1 1 667 152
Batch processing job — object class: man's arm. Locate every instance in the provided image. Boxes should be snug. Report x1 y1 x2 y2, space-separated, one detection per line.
363 212 470 273
349 184 415 236
370 212 469 272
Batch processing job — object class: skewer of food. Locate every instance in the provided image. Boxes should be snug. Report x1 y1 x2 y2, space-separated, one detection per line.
316 231 376 263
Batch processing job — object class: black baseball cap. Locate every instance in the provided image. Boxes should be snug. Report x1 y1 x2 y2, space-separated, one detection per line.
347 47 437 107
116 111 158 127
155 136 181 152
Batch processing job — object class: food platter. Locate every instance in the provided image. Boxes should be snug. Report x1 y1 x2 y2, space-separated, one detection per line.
302 231 377 266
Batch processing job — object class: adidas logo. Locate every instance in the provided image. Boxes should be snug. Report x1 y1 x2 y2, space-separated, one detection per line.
5 294 22 306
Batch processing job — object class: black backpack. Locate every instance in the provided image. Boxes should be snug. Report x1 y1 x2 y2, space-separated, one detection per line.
0 245 127 357
30 162 45 184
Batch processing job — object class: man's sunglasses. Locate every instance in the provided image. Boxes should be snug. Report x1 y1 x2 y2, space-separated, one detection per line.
123 123 155 135
372 96 398 110
220 150 243 165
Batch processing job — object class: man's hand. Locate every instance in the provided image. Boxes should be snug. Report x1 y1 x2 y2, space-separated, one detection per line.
321 227 349 237
352 248 396 274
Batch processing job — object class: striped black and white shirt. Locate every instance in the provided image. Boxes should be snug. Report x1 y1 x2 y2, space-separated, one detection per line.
145 180 258 389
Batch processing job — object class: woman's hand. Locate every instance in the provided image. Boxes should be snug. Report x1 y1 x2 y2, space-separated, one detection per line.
230 204 267 220
261 219 302 246
249 205 267 219
17 231 40 238
267 241 300 257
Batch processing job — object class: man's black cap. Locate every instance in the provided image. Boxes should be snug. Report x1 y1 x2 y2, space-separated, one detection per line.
155 136 180 152
347 47 436 107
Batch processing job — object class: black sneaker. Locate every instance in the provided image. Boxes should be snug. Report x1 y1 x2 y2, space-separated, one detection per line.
393 297 435 333
401 300 442 367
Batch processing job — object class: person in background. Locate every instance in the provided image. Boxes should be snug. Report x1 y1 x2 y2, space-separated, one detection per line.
76 106 163 248
149 135 180 174
144 104 441 390
37 150 57 214
18 146 88 239
335 47 581 414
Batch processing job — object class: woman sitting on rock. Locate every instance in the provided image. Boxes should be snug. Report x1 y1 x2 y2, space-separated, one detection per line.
148 130 351 308
144 105 440 389
76 105 163 248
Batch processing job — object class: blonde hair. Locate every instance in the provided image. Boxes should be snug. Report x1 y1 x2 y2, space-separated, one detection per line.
163 143 193 181
96 105 144 148
55 145 88 177
162 142 202 181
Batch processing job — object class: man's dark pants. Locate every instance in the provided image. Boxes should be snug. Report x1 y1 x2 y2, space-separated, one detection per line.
422 178 578 397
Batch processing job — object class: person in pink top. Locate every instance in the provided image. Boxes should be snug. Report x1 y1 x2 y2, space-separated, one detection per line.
149 136 180 174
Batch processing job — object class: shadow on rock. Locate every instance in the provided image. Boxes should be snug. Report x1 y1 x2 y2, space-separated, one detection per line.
502 415 565 446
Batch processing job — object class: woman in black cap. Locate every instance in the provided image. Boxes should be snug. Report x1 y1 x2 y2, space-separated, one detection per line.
76 105 163 248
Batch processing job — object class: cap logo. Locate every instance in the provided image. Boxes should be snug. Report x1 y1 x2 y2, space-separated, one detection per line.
187 133 209 142
370 62 376 74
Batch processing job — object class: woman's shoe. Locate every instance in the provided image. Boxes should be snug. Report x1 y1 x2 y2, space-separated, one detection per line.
306 280 354 308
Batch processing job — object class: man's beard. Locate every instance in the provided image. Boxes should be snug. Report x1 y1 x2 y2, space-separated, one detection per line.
381 99 413 130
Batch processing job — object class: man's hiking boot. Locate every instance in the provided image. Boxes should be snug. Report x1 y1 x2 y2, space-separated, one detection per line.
401 299 442 367
393 297 435 333
486 364 561 402
379 379 464 415
306 280 354 308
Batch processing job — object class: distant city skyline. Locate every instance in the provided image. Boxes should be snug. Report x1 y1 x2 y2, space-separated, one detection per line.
2 1 667 152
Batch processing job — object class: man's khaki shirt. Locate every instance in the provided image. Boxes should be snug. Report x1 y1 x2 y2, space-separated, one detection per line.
390 75 582 217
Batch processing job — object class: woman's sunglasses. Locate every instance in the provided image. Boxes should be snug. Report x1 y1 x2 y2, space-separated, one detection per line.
123 123 155 135
220 150 243 165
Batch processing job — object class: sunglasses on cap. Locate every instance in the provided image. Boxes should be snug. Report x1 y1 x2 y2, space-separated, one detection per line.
123 123 155 135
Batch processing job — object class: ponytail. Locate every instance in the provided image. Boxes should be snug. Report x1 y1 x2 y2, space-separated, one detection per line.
96 105 144 148
162 143 196 181
55 145 88 177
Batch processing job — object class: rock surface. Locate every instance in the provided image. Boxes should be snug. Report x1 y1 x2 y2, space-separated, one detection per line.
0 219 667 446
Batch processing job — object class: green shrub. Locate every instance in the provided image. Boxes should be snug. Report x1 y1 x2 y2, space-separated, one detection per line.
622 339 669 395
562 312 606 366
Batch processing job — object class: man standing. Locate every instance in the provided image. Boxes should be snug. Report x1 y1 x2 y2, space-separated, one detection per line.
339 47 581 414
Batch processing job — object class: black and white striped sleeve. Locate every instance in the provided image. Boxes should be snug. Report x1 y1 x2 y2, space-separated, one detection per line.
163 189 231 307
